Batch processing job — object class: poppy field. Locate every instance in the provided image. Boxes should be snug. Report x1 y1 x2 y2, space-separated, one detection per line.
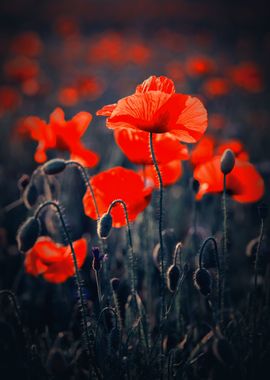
0 1 270 379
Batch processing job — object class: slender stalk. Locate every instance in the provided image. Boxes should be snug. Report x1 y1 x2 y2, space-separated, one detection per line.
198 237 221 319
108 199 136 295
222 174 228 322
94 270 102 306
252 218 264 355
149 132 165 378
34 202 93 364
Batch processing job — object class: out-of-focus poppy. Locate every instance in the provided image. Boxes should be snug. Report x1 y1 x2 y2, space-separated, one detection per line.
191 137 249 167
58 87 79 106
10 32 43 57
140 160 183 188
18 107 99 167
114 129 189 165
194 156 264 203
24 237 87 283
202 77 230 97
186 56 216 76
0 86 21 116
83 167 153 227
97 75 207 143
4 57 39 82
216 140 249 161
190 136 215 167
229 62 263 93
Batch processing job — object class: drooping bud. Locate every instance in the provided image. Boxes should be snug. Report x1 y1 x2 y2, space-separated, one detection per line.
166 264 181 293
110 277 120 292
43 159 67 175
97 213 112 239
193 268 212 296
220 149 235 175
23 183 38 209
258 202 268 220
17 174 30 193
16 217 40 252
92 247 103 271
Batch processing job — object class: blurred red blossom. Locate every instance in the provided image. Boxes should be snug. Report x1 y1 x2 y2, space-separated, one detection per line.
18 107 99 167
194 156 264 203
24 237 87 283
140 160 183 188
83 167 153 227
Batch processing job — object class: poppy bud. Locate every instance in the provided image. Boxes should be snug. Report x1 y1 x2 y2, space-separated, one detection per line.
166 264 181 292
258 202 268 220
43 159 66 175
110 277 120 292
193 268 212 296
23 183 38 209
220 149 235 175
17 174 30 193
212 337 235 367
92 247 103 271
97 213 112 239
17 217 40 252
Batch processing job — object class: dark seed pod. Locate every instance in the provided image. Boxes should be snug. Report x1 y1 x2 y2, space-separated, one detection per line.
17 174 30 193
23 183 38 209
220 149 235 175
167 265 181 292
110 277 120 292
92 246 103 271
193 268 212 296
258 202 268 220
17 217 40 252
212 337 235 367
43 159 66 175
97 212 112 239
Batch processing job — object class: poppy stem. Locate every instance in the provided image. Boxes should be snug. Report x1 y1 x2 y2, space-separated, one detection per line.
222 174 228 324
149 132 165 379
198 237 221 319
34 201 94 365
94 269 102 306
108 199 136 295
252 217 264 355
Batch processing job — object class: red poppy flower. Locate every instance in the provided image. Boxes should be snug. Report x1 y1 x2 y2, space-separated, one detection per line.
229 62 263 93
191 137 249 167
186 56 216 76
97 76 207 143
83 167 153 227
24 237 87 283
216 140 249 161
191 136 215 167
194 156 264 203
18 107 99 167
4 57 39 82
0 86 21 116
140 160 183 188
114 129 189 165
202 77 230 97
10 32 43 57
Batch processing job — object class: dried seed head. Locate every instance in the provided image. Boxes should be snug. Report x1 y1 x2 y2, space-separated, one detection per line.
17 217 40 252
43 159 66 175
97 212 112 239
212 338 235 367
166 264 181 292
220 149 235 175
193 268 212 296
23 183 38 209
17 174 30 193
258 202 268 220
110 277 120 292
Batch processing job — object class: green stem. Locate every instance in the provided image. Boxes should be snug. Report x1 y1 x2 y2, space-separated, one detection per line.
94 269 102 306
149 132 165 379
108 199 136 295
222 174 228 323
